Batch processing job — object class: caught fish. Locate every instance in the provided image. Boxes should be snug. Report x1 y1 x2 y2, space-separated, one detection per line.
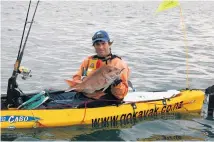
65 65 124 94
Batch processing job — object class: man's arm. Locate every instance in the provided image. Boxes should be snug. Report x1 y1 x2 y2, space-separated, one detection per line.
110 59 130 100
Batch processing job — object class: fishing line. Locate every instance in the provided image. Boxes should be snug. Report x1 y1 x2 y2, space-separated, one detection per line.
81 101 90 124
30 109 47 128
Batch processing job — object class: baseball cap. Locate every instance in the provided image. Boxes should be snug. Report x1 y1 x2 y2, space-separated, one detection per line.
92 30 110 45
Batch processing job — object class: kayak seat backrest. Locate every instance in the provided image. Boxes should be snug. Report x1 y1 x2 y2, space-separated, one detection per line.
17 91 49 110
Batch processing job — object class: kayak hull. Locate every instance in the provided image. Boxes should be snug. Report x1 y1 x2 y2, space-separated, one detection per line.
0 90 204 129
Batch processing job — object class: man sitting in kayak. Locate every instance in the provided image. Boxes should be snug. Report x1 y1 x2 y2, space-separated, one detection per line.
42 30 129 108
69 30 130 107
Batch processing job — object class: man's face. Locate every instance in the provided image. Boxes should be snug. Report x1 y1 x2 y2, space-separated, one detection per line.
94 41 111 57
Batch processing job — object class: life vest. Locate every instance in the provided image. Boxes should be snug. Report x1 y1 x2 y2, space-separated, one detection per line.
83 54 123 100
84 54 121 76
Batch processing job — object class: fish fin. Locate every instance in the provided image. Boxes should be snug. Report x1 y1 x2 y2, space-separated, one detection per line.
102 85 109 92
83 89 94 94
120 68 125 74
65 79 82 87
65 87 76 92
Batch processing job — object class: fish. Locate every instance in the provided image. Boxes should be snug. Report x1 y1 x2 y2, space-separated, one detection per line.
65 65 124 94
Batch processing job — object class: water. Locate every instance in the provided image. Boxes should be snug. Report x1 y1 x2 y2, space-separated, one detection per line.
1 1 214 141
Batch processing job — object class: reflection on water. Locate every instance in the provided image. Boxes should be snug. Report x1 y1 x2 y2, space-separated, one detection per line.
138 135 205 141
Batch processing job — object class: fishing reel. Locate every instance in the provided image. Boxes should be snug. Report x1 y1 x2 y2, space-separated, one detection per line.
19 66 32 80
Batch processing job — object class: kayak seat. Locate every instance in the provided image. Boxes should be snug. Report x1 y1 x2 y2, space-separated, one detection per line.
18 90 50 110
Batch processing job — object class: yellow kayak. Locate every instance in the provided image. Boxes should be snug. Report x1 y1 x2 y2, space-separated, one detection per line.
0 89 204 129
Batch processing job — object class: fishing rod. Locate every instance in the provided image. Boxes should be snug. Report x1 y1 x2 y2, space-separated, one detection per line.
14 0 40 75
6 0 40 107
14 1 31 75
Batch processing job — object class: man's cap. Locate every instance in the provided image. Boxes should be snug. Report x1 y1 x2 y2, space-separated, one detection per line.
92 30 110 45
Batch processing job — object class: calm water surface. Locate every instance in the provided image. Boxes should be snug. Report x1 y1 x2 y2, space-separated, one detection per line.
1 1 214 141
